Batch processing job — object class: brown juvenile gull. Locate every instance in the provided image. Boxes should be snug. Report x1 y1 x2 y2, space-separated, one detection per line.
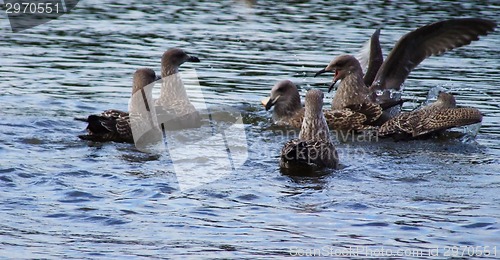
315 18 496 123
280 89 339 172
378 92 483 140
155 48 202 131
76 68 160 143
261 80 403 131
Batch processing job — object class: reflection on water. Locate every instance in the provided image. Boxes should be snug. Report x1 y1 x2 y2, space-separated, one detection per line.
0 0 499 258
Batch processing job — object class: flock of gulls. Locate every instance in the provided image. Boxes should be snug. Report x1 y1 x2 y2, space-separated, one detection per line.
77 18 496 175
76 50 203 144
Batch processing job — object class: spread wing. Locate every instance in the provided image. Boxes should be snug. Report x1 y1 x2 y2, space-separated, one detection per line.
370 18 496 92
363 29 383 86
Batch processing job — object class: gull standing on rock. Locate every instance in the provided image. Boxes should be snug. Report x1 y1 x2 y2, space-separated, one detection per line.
280 89 339 173
315 18 496 124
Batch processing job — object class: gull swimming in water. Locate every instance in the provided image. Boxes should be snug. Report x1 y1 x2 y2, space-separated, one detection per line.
280 89 339 173
155 48 202 131
262 80 403 131
76 68 160 143
314 18 496 124
77 47 203 144
378 92 483 140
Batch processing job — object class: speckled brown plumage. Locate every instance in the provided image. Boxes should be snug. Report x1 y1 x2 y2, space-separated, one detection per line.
262 80 397 131
378 92 483 139
280 89 339 172
76 68 159 143
76 109 128 142
314 18 496 124
155 48 202 130
77 48 203 143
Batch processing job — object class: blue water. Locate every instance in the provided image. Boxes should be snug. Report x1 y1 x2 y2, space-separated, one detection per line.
1 1 499 258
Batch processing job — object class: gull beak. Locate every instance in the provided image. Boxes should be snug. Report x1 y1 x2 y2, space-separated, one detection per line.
155 75 162 81
314 68 327 77
328 80 338 93
262 95 280 111
261 97 271 108
187 55 201 62
328 69 341 93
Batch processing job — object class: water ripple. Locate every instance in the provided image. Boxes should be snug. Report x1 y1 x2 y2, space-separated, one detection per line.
0 1 499 258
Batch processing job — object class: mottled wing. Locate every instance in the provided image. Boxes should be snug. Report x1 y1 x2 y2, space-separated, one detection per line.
85 113 119 135
280 139 338 170
272 109 304 129
78 109 136 143
412 108 483 137
324 109 367 131
102 109 128 118
377 112 415 137
345 103 383 123
288 114 304 129
370 18 496 92
115 114 133 140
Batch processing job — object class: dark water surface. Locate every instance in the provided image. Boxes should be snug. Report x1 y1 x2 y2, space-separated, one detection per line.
1 1 499 258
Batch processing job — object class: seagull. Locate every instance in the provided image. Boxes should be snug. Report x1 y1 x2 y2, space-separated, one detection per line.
76 68 160 143
262 80 403 131
280 89 339 173
314 18 496 124
155 48 202 130
378 92 483 140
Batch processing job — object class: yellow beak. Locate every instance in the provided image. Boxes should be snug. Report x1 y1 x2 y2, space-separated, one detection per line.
261 96 271 107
